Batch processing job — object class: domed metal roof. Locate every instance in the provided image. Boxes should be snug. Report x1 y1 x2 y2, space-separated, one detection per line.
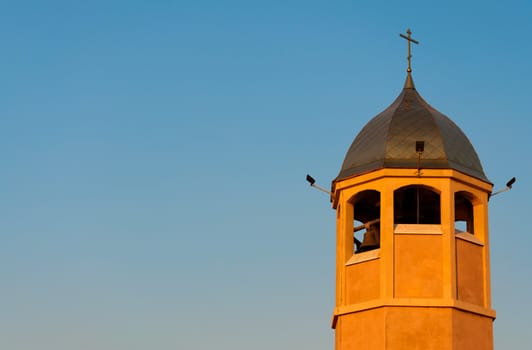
336 74 489 183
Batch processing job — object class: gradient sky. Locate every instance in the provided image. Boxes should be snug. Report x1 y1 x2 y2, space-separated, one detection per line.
1 1 531 349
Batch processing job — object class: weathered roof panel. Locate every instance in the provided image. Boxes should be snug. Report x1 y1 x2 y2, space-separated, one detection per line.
335 75 488 183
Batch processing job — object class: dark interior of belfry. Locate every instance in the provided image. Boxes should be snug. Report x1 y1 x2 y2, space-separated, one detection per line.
394 186 440 225
352 187 475 253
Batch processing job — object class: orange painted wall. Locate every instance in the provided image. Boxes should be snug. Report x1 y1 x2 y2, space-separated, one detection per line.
452 309 493 350
385 307 452 350
335 308 385 350
456 239 484 305
394 235 443 298
335 307 493 350
345 259 380 304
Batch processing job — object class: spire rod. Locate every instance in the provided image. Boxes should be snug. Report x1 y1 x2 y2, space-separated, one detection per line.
399 28 419 89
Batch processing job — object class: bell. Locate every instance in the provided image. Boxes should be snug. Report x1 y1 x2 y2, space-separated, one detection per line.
356 223 380 253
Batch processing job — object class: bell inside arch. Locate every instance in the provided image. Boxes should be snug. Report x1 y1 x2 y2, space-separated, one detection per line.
353 190 381 253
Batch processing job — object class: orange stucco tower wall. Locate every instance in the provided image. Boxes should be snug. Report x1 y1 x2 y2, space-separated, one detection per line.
330 71 495 349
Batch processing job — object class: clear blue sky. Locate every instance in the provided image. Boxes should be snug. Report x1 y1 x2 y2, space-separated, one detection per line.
0 1 530 349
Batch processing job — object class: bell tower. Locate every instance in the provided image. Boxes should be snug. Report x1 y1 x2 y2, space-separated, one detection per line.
330 30 495 349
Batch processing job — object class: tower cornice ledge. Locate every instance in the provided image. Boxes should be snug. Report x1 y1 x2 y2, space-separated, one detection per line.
332 168 493 209
331 299 496 329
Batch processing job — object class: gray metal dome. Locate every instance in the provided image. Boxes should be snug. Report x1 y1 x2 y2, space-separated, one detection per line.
336 75 489 183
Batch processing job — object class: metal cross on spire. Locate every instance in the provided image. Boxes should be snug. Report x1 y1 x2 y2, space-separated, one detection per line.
399 29 419 73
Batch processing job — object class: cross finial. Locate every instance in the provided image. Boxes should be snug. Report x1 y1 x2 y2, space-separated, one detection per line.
399 28 419 73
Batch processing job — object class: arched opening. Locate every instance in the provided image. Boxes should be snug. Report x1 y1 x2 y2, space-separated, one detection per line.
394 185 440 224
455 191 474 234
351 190 381 253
